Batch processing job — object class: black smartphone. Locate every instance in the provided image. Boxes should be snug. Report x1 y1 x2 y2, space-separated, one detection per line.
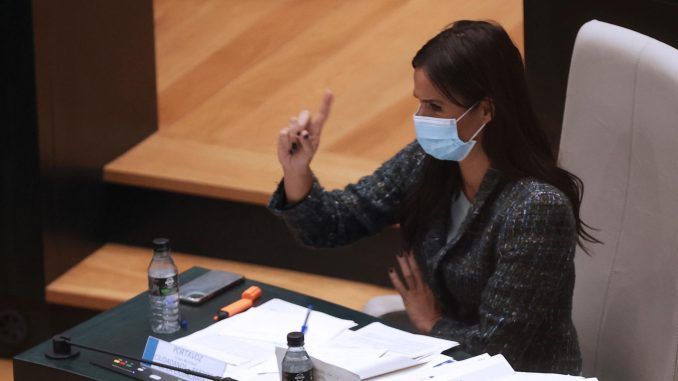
179 269 244 305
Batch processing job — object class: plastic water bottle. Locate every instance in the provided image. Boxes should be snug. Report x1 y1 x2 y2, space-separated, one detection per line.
148 238 180 334
281 331 313 381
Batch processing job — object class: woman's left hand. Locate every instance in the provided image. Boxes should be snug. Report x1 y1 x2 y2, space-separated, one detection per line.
388 250 443 333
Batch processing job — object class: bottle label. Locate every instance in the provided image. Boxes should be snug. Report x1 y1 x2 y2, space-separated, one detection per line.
149 275 178 296
282 371 313 381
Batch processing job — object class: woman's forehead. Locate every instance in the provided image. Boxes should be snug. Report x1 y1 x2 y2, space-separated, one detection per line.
413 69 444 101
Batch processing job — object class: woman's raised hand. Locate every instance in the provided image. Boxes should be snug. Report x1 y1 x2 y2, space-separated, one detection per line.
277 90 334 174
277 90 334 204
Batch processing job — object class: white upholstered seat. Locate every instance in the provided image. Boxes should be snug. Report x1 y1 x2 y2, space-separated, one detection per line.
559 20 678 380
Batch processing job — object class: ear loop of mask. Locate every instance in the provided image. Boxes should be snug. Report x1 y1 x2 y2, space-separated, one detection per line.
459 101 486 143
467 122 487 142
457 101 479 122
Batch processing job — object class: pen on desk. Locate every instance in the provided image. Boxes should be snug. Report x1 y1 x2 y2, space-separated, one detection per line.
433 359 455 368
301 304 313 334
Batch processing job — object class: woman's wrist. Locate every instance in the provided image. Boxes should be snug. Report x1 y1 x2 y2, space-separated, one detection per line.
417 315 442 334
283 167 314 204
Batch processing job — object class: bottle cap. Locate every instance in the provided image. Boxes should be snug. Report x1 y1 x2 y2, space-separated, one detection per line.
153 238 170 252
287 331 304 347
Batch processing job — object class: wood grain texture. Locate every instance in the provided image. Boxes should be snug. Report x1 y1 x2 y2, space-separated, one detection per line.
0 358 12 381
46 243 394 311
105 0 524 204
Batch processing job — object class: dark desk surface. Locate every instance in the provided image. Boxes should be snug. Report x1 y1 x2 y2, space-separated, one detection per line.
14 267 467 380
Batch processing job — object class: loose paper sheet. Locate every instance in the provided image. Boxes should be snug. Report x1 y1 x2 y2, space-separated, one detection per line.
330 322 458 359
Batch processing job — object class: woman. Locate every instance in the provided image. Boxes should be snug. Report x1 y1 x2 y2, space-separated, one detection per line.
269 20 597 374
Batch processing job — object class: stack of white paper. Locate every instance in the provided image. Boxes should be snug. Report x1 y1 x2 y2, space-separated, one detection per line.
369 353 467 381
373 353 599 381
273 346 421 381
497 373 600 381
329 322 457 359
268 320 459 380
170 299 599 381
218 298 357 346
173 298 359 380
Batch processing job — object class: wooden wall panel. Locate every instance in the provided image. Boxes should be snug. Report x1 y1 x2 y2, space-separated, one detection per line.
155 0 523 156
107 0 523 204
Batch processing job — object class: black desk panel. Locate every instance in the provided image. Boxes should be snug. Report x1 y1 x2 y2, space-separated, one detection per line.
15 267 466 380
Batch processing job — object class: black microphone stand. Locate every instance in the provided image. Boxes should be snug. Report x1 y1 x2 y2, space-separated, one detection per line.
45 335 238 381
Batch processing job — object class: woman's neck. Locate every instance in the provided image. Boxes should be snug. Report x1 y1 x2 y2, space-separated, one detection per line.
458 148 491 202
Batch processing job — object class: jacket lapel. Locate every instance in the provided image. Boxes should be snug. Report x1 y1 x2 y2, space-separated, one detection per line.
429 168 505 275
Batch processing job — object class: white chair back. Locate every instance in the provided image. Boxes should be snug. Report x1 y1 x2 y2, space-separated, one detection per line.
559 20 678 380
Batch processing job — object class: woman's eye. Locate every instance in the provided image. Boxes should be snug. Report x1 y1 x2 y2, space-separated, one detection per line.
429 103 442 112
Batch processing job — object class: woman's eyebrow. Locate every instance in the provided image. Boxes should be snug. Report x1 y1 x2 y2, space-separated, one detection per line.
413 92 443 104
423 98 443 105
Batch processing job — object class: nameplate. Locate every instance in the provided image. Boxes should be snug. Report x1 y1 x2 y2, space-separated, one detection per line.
142 336 227 380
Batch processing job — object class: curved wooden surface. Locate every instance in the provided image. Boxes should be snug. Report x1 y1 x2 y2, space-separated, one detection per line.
46 243 394 311
105 0 524 204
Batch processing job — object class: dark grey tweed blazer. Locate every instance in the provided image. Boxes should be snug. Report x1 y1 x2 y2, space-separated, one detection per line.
269 141 582 374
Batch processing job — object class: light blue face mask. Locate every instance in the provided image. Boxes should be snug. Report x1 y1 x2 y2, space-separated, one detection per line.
413 102 487 161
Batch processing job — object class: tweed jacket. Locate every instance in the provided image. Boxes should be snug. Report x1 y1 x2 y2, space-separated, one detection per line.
268 141 582 374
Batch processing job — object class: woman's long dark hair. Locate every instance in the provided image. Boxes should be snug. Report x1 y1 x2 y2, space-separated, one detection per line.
400 20 600 252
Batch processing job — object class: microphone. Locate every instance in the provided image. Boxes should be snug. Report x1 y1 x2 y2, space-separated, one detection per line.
45 335 238 381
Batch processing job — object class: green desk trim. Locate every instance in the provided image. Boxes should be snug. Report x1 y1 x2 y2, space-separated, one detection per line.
14 267 468 380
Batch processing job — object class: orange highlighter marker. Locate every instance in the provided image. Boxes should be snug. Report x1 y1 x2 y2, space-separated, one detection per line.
213 285 262 321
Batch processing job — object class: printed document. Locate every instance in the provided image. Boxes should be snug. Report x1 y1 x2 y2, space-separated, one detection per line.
330 322 458 359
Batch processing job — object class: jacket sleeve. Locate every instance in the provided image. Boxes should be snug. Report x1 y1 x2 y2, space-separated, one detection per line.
429 187 577 366
268 141 426 248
